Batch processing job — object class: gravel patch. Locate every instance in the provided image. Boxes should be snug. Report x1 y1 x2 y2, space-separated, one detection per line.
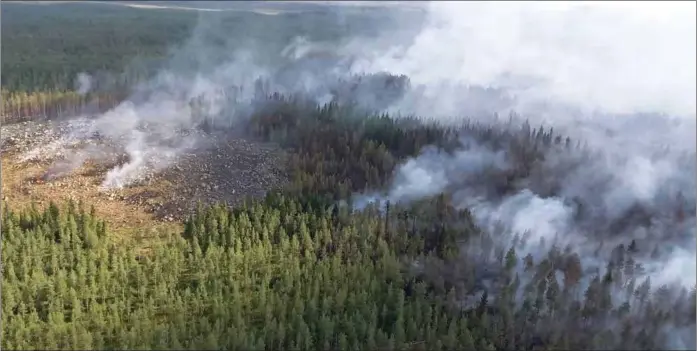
2 118 288 222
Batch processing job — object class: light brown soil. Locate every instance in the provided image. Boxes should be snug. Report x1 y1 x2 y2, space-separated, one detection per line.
1 119 287 242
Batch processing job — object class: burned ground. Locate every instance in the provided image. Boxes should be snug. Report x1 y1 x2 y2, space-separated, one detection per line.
1 118 287 236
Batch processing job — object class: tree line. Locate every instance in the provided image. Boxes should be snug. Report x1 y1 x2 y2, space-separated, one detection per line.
0 89 125 124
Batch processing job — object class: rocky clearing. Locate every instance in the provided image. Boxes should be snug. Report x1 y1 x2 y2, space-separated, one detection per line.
1 118 287 238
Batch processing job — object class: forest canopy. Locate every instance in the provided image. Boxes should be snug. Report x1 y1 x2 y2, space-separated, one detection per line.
1 2 694 350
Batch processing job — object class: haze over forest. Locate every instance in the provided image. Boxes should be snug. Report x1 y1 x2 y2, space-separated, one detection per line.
1 1 695 350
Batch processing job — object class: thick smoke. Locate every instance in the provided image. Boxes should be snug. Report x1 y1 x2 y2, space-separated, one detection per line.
348 1 694 245
348 0 696 283
346 2 695 348
44 6 426 188
41 0 693 286
354 138 510 208
36 3 695 343
349 1 696 119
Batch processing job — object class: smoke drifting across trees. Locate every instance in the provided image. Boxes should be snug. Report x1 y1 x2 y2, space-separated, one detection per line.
6 1 696 349
347 3 697 347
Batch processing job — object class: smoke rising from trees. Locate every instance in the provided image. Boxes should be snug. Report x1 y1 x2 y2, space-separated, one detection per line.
38 3 695 347
345 2 695 347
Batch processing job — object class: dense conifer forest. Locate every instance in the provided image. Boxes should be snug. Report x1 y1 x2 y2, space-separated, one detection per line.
1 2 694 350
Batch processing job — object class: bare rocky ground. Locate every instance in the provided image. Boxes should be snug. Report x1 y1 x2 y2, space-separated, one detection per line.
1 118 287 235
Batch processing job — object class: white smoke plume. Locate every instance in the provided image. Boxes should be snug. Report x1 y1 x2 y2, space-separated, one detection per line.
355 138 510 208
348 0 696 282
74 72 93 95
53 21 280 187
346 2 695 348
349 1 696 119
51 7 422 188
45 3 696 292
32 1 694 347
50 3 696 294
